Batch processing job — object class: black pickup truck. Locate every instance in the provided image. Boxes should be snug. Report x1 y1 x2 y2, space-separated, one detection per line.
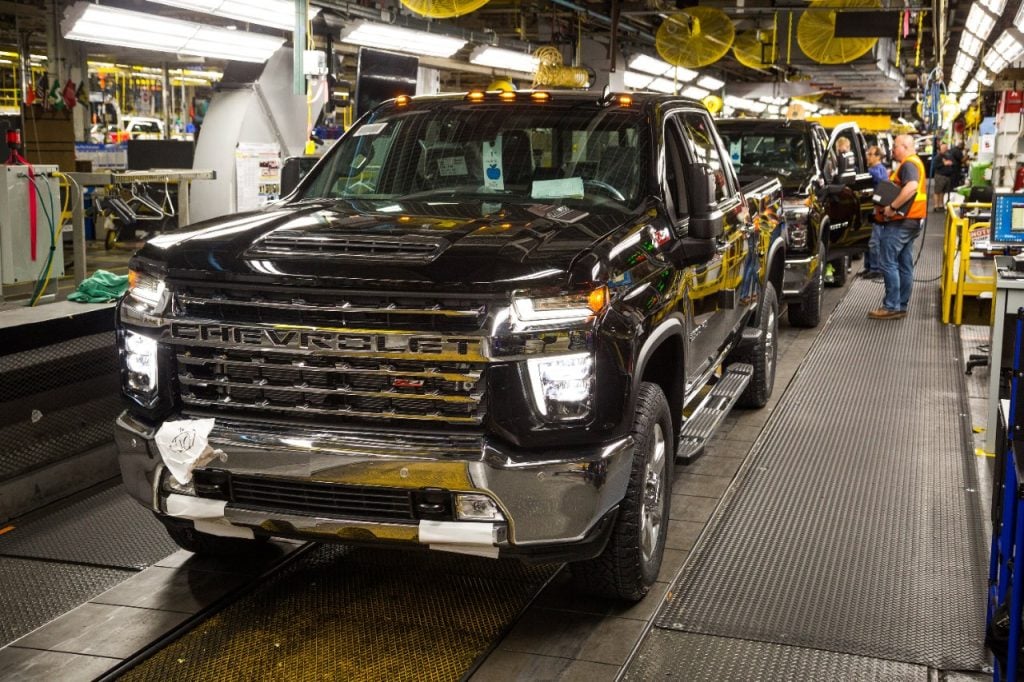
115 91 784 601
717 119 874 326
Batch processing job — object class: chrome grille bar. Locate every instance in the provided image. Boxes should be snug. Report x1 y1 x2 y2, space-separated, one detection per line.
178 377 480 404
181 395 482 424
176 353 481 383
177 294 486 318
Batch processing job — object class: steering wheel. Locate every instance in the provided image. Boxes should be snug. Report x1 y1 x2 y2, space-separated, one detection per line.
583 179 626 202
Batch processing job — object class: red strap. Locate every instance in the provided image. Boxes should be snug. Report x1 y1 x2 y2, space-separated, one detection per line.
10 151 37 260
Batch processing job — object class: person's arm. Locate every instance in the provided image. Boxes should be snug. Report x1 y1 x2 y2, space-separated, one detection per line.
882 180 918 217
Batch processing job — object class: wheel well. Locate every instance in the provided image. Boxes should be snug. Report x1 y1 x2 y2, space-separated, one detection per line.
639 335 684 444
768 247 785 298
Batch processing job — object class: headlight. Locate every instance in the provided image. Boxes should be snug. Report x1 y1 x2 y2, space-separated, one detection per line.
127 269 169 314
512 287 607 325
526 352 594 420
124 329 159 399
783 203 810 251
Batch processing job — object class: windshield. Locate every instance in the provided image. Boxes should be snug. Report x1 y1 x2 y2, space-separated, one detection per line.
301 101 649 210
718 130 812 178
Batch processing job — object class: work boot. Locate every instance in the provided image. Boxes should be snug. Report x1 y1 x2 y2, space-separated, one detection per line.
867 308 906 319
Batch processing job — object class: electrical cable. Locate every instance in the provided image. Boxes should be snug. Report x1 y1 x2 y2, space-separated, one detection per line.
26 174 58 306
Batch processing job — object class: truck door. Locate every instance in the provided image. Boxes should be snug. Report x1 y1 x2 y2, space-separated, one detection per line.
821 122 874 255
671 111 749 383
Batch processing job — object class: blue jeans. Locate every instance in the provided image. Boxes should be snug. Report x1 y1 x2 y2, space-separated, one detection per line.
863 223 882 272
878 220 921 312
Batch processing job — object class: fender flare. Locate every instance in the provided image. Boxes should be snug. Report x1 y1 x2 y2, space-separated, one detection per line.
630 316 686 395
765 236 786 296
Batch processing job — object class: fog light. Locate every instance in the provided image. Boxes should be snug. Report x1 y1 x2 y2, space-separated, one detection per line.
161 470 195 496
526 352 594 420
455 494 505 521
124 330 159 395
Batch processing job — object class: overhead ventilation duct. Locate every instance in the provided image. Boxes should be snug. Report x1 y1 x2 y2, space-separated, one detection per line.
656 8 735 69
797 0 882 64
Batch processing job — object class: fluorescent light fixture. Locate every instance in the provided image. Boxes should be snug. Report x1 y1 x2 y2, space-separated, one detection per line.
697 75 725 90
993 29 1024 62
623 70 655 89
766 105 781 116
648 77 678 94
145 0 319 32
983 0 1007 13
628 53 672 75
978 67 995 85
626 54 697 82
340 21 467 58
670 66 698 82
682 85 710 99
983 49 1008 73
954 52 975 72
966 4 998 41
960 32 983 57
967 79 980 93
62 2 284 63
469 45 539 74
951 64 969 84
819 107 836 115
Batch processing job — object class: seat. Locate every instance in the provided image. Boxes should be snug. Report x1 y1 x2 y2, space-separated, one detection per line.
501 130 533 186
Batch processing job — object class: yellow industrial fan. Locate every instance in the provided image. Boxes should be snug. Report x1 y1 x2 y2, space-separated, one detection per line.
400 0 488 19
702 95 724 115
656 8 735 69
733 30 774 70
797 0 881 64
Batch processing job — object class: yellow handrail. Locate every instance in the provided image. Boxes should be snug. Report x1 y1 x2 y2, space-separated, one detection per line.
941 201 994 324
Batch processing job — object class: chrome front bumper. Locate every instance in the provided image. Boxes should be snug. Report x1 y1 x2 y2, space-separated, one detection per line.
782 253 819 298
115 412 634 558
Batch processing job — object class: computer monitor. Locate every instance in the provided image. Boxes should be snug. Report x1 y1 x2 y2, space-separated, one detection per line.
991 192 1024 245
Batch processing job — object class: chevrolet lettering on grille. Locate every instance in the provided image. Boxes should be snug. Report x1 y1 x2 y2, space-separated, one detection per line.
170 323 483 357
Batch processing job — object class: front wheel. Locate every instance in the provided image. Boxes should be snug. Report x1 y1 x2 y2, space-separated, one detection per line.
736 281 779 408
569 382 673 602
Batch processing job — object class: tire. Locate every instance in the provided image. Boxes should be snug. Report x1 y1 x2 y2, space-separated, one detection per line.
827 255 849 287
788 244 824 328
570 382 673 602
736 281 779 408
162 519 267 557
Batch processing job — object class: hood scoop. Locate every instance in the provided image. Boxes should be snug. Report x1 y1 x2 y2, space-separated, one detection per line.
249 230 449 262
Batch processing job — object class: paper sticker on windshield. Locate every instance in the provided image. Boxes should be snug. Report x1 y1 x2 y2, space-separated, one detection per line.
729 139 742 164
353 122 388 137
531 177 584 200
483 139 504 190
437 155 468 176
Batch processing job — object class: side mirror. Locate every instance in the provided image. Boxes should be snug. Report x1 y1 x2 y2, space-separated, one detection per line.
666 236 717 268
686 163 724 240
280 155 319 196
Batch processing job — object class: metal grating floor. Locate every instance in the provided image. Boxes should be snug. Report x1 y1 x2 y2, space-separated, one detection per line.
0 556 132 647
651 222 990 671
122 544 558 682
624 629 929 681
0 484 178 570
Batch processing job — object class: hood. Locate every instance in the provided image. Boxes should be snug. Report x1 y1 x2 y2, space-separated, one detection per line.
736 167 814 196
137 199 634 291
